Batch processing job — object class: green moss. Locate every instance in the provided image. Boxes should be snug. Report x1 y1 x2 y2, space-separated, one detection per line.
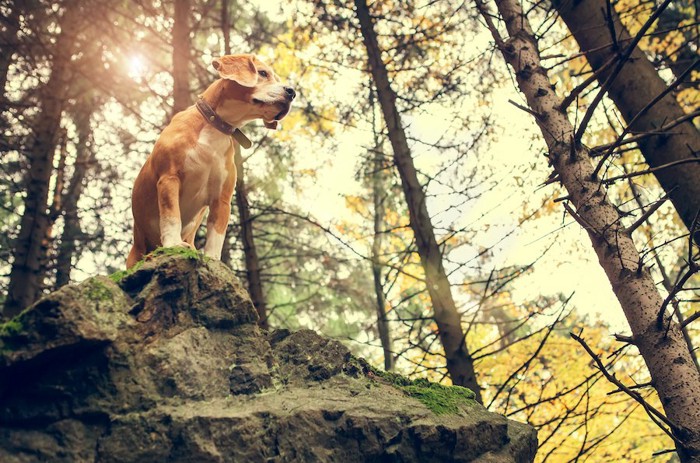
370 367 476 415
108 262 141 283
0 318 23 338
149 246 207 260
402 380 476 414
84 279 114 302
109 246 209 283
0 317 25 354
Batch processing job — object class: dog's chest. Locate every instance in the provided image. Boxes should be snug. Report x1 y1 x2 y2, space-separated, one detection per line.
181 127 232 205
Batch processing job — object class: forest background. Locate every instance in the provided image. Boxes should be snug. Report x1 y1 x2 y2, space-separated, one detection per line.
1 0 698 461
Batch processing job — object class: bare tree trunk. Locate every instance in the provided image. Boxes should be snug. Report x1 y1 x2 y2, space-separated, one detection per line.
368 86 394 371
370 135 394 372
48 130 68 235
172 0 191 115
234 144 269 328
4 7 77 317
219 0 236 267
55 104 95 288
625 169 700 372
218 0 266 325
553 0 700 243
42 130 69 281
354 0 482 401
0 3 20 102
478 0 700 458
220 223 235 267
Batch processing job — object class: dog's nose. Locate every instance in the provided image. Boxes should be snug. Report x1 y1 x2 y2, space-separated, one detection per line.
284 86 296 101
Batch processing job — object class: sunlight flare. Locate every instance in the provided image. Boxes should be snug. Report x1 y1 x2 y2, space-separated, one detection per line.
127 53 146 80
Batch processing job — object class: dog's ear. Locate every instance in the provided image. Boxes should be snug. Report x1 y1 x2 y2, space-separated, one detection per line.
264 120 278 130
212 55 258 87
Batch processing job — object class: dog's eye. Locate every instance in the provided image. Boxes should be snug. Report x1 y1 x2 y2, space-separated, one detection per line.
258 70 268 78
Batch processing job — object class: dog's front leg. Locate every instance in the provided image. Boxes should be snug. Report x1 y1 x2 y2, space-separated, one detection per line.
203 197 231 259
157 175 190 248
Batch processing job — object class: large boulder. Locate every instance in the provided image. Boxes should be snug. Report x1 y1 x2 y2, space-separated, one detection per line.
0 250 537 462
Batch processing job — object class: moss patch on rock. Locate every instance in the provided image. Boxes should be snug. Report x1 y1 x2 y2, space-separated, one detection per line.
0 318 23 338
84 279 114 302
403 380 477 415
0 316 26 354
109 246 209 283
370 367 476 415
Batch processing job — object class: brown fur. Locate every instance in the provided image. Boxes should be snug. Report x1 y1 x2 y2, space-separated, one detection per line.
127 54 294 268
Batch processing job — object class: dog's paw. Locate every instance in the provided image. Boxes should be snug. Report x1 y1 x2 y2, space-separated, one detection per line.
174 241 195 250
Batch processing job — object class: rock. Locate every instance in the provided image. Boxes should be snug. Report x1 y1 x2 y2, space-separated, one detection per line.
0 250 537 462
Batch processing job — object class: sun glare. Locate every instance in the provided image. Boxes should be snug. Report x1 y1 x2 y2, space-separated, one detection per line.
127 54 146 80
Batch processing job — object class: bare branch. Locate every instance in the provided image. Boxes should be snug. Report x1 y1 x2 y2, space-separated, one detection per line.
570 332 678 441
623 193 669 235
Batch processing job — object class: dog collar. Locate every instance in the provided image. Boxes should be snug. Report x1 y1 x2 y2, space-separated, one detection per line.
195 97 252 149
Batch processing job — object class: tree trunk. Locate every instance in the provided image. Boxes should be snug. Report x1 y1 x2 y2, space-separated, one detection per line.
625 169 700 372
42 129 69 280
219 0 266 325
234 144 269 329
478 0 700 458
4 7 77 318
0 3 20 102
552 0 700 243
370 139 394 372
354 0 482 402
55 105 95 288
219 0 235 267
171 0 191 115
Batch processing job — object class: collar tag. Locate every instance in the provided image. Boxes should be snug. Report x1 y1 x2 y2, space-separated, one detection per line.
232 129 252 149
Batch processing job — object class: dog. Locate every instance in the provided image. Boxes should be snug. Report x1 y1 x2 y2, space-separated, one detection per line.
126 54 295 268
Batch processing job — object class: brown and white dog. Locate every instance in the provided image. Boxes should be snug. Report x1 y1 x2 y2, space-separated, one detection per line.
127 54 294 268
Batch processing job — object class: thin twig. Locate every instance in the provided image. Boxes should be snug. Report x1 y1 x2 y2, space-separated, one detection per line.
623 193 669 235
680 311 700 330
590 109 700 156
603 158 700 185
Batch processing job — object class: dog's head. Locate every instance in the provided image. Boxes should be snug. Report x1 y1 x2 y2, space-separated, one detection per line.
212 54 295 129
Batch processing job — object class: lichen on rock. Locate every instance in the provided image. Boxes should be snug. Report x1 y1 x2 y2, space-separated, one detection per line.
0 254 537 463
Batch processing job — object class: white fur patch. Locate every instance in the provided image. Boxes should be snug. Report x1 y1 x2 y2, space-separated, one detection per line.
160 216 182 247
203 230 226 260
251 84 288 103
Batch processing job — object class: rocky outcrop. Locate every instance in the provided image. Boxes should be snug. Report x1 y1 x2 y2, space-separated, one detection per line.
0 250 537 462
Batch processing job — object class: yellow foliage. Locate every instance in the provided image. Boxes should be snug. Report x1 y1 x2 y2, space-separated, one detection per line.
478 315 674 462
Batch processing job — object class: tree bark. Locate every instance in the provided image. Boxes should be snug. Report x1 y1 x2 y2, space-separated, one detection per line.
55 104 95 288
370 139 394 372
218 0 266 326
42 130 69 277
234 144 269 328
171 0 191 115
354 0 482 401
478 0 700 459
4 6 77 318
219 0 235 267
553 0 700 243
0 3 20 103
